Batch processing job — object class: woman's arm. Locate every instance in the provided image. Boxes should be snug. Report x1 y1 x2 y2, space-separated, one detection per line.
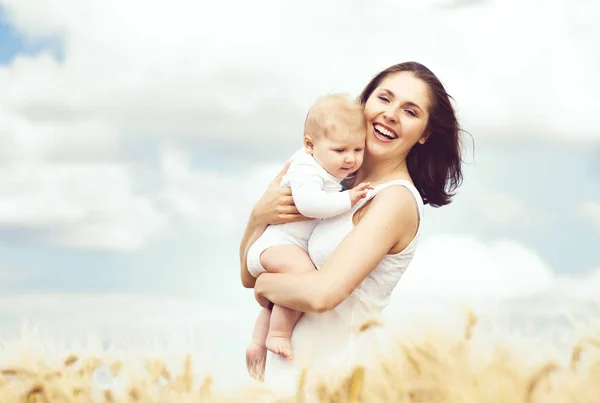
254 185 419 311
239 162 310 288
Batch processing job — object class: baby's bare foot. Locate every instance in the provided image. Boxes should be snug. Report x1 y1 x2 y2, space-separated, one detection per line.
246 343 267 381
265 335 293 359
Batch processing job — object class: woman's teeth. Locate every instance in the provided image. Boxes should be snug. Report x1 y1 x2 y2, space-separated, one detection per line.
374 124 397 140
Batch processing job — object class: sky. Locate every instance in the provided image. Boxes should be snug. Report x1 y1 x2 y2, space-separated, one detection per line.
0 0 599 388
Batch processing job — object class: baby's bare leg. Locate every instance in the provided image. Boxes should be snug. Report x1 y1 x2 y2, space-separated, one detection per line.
260 244 317 274
245 307 271 381
260 245 316 359
267 304 302 359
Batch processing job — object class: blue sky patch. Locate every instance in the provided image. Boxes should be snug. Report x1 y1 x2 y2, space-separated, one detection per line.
0 7 64 64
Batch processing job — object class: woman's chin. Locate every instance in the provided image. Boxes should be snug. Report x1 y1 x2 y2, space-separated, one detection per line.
366 143 392 159
367 137 406 161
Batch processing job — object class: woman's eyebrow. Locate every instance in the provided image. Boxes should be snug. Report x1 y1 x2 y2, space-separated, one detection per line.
379 88 395 98
379 88 423 112
404 101 423 112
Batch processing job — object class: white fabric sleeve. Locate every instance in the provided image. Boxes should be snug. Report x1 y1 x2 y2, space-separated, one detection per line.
291 181 351 218
286 159 352 218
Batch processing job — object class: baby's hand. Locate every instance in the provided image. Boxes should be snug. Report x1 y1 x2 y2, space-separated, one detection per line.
350 182 373 207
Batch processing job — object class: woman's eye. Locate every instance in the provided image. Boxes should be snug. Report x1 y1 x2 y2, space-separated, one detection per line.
378 96 389 102
405 109 416 117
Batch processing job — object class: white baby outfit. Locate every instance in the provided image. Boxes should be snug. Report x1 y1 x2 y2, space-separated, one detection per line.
247 147 353 278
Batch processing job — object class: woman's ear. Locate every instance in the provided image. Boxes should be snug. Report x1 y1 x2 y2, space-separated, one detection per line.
418 131 431 145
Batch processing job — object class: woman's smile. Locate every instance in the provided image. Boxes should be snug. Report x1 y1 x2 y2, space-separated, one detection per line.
372 122 398 142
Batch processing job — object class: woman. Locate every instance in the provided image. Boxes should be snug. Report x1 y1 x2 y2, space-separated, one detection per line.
239 61 464 390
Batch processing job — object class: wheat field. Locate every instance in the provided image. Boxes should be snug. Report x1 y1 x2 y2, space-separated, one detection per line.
0 312 599 403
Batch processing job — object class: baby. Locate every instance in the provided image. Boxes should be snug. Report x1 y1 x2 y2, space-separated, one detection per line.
245 93 372 380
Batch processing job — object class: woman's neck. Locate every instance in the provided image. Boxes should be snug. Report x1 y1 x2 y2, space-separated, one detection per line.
353 155 411 187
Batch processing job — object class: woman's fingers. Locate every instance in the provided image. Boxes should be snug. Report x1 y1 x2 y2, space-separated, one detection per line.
277 187 295 207
271 161 291 186
280 195 295 206
278 187 293 197
277 204 301 214
278 213 310 222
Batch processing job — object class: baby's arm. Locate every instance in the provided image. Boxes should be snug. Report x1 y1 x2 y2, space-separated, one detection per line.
284 154 373 219
290 179 371 218
291 179 350 218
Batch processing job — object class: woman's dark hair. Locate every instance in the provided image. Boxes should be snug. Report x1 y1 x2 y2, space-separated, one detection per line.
357 61 465 207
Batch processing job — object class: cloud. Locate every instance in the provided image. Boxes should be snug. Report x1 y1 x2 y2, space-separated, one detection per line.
464 190 535 228
0 158 166 251
0 0 599 152
0 104 121 163
393 235 556 301
157 147 285 234
578 202 600 231
0 265 42 291
553 268 600 299
0 0 597 253
383 236 600 353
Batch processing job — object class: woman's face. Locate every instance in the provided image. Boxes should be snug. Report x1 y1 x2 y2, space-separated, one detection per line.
362 72 431 163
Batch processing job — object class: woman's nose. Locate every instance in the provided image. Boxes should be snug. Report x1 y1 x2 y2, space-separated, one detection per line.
383 109 398 123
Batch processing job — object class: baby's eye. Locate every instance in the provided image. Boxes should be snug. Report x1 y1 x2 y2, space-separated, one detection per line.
334 149 345 153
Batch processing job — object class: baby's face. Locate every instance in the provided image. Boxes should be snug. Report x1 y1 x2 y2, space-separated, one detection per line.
310 128 366 180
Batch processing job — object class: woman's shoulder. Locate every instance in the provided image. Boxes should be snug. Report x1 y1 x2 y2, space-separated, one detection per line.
356 180 423 229
366 180 422 212
373 182 421 213
360 181 423 255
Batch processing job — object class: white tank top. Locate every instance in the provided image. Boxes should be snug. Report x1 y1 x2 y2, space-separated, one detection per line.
307 179 425 315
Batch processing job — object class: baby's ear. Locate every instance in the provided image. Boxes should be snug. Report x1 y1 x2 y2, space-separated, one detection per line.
303 135 315 153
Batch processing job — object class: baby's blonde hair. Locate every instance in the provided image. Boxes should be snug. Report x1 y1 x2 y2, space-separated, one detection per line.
304 93 367 140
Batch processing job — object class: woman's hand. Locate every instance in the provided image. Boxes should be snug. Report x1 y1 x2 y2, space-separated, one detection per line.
252 161 310 226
